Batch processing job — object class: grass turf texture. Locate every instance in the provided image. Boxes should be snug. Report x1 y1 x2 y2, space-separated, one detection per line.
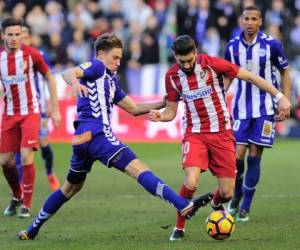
0 139 299 250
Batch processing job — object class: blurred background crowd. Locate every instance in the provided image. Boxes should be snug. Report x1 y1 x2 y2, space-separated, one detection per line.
0 0 300 123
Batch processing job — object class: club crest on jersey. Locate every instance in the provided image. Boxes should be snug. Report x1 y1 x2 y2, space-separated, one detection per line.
261 120 273 138
80 62 92 70
182 86 212 102
19 61 27 71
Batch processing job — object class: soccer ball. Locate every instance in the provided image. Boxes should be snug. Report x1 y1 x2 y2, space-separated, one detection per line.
205 210 235 240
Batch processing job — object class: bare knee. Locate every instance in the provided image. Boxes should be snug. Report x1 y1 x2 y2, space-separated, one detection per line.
219 189 233 203
184 170 200 190
60 180 84 198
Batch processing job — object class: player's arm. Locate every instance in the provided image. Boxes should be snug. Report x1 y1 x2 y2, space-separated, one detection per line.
61 67 88 97
43 70 61 127
280 67 291 100
117 95 166 116
236 67 291 121
149 101 178 122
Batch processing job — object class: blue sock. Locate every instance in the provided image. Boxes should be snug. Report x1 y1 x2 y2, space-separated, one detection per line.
41 145 54 175
27 189 69 238
15 152 23 181
137 171 189 211
240 156 261 212
234 159 245 199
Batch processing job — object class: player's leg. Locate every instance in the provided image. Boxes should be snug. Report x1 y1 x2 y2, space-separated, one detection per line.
228 119 251 216
17 129 94 240
109 147 212 218
238 144 263 222
15 152 23 181
212 177 235 210
1 152 23 216
170 167 201 241
207 130 236 210
0 115 23 216
17 172 86 240
18 147 36 218
228 144 247 216
18 114 40 218
169 134 208 241
39 136 60 191
237 115 273 221
39 117 60 191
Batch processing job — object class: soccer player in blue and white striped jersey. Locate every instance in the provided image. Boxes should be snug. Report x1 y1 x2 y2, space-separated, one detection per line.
17 33 213 240
224 5 291 221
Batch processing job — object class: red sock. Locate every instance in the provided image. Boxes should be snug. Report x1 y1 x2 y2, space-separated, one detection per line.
2 164 22 199
212 189 222 206
22 163 35 209
176 185 196 230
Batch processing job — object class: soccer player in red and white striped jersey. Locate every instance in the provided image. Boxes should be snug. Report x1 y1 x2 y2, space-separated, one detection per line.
0 17 61 218
149 35 291 241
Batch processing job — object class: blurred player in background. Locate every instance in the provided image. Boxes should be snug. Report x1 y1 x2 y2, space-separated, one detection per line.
0 17 61 218
15 26 60 191
17 33 213 240
149 35 291 241
225 6 291 222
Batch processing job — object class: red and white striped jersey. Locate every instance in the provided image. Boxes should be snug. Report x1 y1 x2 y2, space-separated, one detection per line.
0 44 49 116
165 54 239 134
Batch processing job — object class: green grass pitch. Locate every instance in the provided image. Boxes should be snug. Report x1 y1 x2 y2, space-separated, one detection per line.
0 139 299 249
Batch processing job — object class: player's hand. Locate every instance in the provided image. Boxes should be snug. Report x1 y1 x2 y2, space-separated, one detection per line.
51 109 62 128
73 83 88 97
149 110 163 122
275 96 291 121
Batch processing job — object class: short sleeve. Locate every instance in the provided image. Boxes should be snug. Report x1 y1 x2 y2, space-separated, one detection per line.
31 48 49 75
210 57 239 79
79 60 105 80
165 73 180 102
270 40 289 70
113 80 127 103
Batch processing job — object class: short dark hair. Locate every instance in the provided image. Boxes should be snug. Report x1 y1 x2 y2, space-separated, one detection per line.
171 35 196 55
242 5 262 17
94 33 123 53
1 17 23 32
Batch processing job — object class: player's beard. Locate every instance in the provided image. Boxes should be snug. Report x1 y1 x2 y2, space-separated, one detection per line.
180 62 196 75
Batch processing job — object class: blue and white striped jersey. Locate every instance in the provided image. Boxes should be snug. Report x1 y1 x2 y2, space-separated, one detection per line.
35 50 51 116
225 31 289 120
76 58 126 129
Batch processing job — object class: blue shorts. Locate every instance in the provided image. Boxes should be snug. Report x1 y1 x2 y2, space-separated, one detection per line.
232 115 275 148
69 121 137 173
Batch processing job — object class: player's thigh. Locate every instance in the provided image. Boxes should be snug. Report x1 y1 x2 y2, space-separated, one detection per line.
209 130 236 178
183 167 202 189
20 113 40 150
248 115 275 148
182 134 209 171
232 118 251 146
0 115 21 153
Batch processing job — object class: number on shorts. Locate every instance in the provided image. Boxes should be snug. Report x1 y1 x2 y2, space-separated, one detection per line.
233 120 241 131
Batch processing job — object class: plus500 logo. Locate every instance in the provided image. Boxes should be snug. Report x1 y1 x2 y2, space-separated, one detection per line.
182 86 212 101
1 75 28 85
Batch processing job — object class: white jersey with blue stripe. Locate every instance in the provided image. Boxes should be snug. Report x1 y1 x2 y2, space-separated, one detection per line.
76 58 127 129
35 50 51 116
225 31 289 120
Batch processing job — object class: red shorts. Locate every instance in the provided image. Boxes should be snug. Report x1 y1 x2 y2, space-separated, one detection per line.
0 113 40 152
182 130 236 178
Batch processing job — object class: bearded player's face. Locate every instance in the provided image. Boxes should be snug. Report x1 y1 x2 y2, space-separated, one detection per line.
175 50 197 74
